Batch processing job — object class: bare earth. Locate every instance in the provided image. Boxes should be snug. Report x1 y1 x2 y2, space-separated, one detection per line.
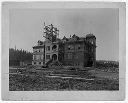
9 66 119 91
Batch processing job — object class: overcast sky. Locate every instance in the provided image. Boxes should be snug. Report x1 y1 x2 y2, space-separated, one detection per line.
9 8 119 61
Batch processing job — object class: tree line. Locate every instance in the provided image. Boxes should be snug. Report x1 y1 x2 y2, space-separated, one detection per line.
96 60 119 68
9 48 33 66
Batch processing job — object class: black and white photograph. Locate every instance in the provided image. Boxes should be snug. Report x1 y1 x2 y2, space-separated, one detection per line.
1 2 126 101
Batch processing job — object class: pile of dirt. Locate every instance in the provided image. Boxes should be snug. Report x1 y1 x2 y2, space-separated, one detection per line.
49 61 63 67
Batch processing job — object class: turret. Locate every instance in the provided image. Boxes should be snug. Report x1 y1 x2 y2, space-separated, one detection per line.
86 33 96 45
86 33 96 67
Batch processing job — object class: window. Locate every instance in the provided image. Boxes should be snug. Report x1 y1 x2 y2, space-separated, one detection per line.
41 55 43 60
40 48 43 52
39 55 42 60
75 55 78 59
46 46 50 51
68 45 70 50
92 48 93 52
33 55 36 60
52 45 57 50
36 55 40 60
41 49 44 52
46 55 50 60
67 53 72 59
33 49 37 52
78 45 80 49
68 45 73 50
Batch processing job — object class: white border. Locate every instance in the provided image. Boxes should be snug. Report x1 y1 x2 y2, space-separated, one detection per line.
1 2 126 101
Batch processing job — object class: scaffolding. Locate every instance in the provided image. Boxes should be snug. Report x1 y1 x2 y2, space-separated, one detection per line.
43 23 59 42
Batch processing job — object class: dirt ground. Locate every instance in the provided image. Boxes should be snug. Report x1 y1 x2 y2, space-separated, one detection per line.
89 69 119 80
9 66 119 91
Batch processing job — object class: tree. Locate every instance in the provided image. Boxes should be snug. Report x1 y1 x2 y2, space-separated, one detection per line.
9 48 33 66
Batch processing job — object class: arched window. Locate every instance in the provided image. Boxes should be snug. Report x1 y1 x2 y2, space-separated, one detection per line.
52 54 57 61
52 45 57 50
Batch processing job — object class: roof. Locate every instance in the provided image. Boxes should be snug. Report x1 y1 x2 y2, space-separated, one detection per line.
86 33 96 38
33 45 44 49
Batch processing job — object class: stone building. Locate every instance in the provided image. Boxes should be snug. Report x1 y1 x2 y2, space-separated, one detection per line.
32 24 96 67
44 39 59 64
32 40 45 65
62 34 96 67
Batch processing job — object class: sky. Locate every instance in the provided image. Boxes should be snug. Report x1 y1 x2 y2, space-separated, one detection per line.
9 8 119 61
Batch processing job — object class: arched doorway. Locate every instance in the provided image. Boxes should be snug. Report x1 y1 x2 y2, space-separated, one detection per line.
52 54 57 61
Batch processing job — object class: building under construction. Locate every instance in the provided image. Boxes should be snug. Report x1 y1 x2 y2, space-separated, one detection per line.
32 23 96 67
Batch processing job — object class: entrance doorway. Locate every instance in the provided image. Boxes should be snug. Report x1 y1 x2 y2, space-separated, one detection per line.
52 54 57 61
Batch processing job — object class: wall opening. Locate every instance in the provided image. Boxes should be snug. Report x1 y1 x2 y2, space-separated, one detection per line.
52 54 57 61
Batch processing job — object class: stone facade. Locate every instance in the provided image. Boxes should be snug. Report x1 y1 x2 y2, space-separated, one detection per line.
32 34 96 67
63 34 96 67
32 41 45 65
44 40 59 64
32 24 96 67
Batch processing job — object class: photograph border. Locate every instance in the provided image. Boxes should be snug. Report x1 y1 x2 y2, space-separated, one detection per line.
2 2 126 101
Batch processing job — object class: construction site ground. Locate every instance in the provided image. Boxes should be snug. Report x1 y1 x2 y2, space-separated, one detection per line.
9 66 119 91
